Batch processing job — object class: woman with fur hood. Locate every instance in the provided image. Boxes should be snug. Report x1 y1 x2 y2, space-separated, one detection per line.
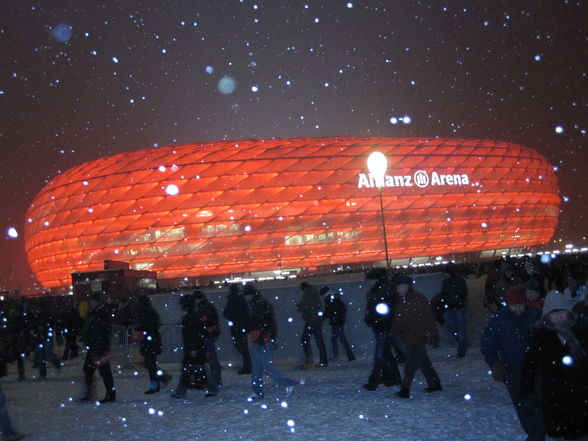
521 291 588 440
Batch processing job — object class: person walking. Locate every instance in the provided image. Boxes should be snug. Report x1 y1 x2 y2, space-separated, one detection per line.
363 276 401 390
243 284 297 400
392 275 442 398
525 279 545 311
481 286 545 441
495 264 523 307
193 290 223 389
440 265 469 358
135 295 171 394
321 286 355 362
60 302 82 361
171 294 218 399
0 335 25 441
297 282 328 369
223 284 252 374
521 291 588 441
80 294 116 403
9 307 30 382
31 301 61 379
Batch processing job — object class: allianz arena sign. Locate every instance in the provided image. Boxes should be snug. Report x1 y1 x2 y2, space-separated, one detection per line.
358 170 470 189
25 136 560 287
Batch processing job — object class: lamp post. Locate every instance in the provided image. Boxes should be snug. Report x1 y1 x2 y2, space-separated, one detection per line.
367 151 391 279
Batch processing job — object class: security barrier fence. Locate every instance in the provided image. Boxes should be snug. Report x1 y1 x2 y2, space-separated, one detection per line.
109 324 183 368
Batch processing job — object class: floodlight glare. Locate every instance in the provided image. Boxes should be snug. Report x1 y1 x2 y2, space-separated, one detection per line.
367 151 387 188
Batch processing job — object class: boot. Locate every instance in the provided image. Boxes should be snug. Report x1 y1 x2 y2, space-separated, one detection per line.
99 391 116 403
423 383 442 393
395 389 410 398
145 379 160 394
362 383 378 391
80 385 94 402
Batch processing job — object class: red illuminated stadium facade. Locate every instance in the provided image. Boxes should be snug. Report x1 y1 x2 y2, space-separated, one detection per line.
24 137 560 288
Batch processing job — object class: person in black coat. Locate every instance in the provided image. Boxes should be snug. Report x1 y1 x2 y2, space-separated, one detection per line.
171 294 218 398
321 286 355 362
0 323 24 441
243 284 296 399
193 290 222 389
297 282 328 368
60 302 82 361
223 284 252 374
440 264 469 358
481 286 545 441
9 307 31 381
362 276 401 390
80 294 115 403
135 295 171 394
521 291 588 440
31 303 61 378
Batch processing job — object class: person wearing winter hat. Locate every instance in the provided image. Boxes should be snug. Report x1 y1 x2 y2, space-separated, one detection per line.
522 290 588 440
524 279 544 311
541 290 571 316
481 285 544 441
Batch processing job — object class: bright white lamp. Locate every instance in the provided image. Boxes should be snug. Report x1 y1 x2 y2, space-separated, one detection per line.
367 151 387 188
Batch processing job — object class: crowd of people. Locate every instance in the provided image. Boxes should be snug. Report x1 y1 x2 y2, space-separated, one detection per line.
0 253 587 441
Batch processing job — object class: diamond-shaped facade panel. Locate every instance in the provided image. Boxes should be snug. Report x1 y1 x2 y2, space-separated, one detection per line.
24 137 560 287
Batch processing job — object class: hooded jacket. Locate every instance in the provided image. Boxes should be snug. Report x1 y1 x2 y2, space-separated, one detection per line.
391 290 437 346
297 285 325 327
521 314 588 439
480 306 541 377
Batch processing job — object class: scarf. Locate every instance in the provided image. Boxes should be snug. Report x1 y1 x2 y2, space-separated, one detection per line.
543 313 587 360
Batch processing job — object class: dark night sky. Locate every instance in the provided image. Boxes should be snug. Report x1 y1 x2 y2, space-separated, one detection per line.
1 0 586 295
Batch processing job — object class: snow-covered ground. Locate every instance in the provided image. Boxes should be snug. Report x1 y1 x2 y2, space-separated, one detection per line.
3 344 525 441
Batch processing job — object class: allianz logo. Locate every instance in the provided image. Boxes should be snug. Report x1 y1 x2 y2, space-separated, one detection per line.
357 170 470 189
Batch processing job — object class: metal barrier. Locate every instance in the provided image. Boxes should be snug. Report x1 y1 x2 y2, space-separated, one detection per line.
110 324 132 368
109 324 184 368
159 324 183 363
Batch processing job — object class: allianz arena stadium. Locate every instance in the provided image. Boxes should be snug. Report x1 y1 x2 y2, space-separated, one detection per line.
24 137 560 288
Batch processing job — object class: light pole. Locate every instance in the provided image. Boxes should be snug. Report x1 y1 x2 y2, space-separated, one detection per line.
367 151 391 278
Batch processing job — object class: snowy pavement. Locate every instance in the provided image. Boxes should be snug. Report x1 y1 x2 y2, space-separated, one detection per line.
2 345 525 441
